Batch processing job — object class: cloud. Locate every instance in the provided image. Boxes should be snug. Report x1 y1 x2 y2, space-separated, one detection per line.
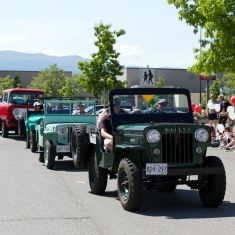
42 50 65 57
0 33 29 44
115 44 144 59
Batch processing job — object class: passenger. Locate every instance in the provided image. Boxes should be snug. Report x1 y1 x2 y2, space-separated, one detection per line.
72 103 86 115
97 97 123 150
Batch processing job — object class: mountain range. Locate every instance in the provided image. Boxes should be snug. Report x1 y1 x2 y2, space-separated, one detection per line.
0 50 88 74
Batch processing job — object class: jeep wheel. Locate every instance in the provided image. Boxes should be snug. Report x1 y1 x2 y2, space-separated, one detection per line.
199 156 226 207
44 140 55 169
30 131 37 153
26 133 30 148
2 120 8 138
39 152 44 163
18 118 26 138
88 151 107 194
117 158 143 211
71 125 91 168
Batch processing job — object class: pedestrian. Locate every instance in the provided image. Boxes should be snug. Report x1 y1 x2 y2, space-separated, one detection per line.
206 93 219 131
218 94 230 126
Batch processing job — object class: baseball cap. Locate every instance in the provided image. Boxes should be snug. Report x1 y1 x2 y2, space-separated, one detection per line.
157 99 168 105
33 101 40 106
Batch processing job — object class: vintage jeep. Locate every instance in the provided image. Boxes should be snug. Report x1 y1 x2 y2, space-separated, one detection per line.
0 88 44 138
88 88 226 211
35 99 97 169
24 99 44 152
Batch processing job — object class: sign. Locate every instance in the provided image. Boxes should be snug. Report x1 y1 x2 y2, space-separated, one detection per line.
142 95 154 102
199 75 216 81
140 68 156 87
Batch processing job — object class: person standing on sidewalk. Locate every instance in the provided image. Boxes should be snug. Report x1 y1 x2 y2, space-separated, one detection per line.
206 93 219 131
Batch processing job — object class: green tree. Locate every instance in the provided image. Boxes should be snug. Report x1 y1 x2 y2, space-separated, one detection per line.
155 75 166 88
223 72 235 90
13 75 21 88
209 80 221 98
78 22 126 103
29 64 67 97
168 0 235 75
0 76 14 92
59 76 80 97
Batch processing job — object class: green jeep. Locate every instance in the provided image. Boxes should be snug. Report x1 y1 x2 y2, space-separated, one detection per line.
35 99 97 169
88 88 226 211
23 100 44 152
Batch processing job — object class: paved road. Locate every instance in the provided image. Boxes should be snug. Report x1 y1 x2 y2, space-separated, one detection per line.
0 134 235 235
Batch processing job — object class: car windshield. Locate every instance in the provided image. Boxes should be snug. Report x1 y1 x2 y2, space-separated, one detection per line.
112 93 189 115
9 92 43 104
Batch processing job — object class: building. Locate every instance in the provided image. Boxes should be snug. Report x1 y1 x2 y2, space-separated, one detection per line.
119 67 213 104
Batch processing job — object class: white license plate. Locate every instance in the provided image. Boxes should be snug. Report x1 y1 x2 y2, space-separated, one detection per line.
56 145 70 153
146 163 168 175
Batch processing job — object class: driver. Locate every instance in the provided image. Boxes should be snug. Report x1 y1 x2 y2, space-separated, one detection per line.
156 99 168 111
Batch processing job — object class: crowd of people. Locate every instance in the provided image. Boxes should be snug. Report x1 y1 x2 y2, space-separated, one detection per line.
206 94 235 151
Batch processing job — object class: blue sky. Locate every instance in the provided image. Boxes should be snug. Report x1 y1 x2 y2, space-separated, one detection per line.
0 0 200 68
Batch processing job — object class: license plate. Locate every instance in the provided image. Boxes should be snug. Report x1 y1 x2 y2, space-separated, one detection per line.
56 145 70 153
146 163 168 175
89 133 96 144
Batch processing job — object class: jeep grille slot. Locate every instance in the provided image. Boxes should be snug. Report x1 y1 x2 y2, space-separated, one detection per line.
162 132 193 164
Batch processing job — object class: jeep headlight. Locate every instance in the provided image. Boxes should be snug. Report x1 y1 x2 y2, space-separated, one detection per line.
146 129 161 143
195 128 209 143
57 126 68 136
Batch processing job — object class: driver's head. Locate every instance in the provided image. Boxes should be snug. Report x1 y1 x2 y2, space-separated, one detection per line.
157 99 168 110
113 96 121 114
33 101 41 111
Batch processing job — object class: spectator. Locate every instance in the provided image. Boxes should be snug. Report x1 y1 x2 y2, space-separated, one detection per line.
219 126 232 149
218 94 230 126
206 93 219 130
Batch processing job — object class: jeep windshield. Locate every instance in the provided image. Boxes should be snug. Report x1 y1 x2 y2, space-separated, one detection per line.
110 88 194 129
9 92 44 105
44 100 96 115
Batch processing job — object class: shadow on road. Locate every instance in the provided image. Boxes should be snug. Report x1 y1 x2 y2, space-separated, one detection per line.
52 159 88 173
101 188 234 219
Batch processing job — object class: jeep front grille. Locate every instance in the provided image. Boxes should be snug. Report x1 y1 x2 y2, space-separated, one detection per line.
162 131 193 164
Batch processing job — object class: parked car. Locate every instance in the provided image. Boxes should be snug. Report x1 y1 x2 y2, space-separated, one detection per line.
35 99 96 169
0 88 44 138
84 88 226 211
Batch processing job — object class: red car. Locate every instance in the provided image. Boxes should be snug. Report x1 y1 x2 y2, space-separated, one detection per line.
0 88 44 138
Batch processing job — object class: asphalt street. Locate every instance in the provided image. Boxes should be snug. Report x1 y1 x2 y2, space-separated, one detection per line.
0 134 235 235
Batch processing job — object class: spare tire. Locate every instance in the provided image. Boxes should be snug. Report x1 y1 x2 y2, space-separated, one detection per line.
71 124 92 168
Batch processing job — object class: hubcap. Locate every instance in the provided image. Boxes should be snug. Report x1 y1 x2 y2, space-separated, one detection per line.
119 169 129 201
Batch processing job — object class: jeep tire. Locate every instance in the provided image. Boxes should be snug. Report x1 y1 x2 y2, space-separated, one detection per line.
117 158 143 211
71 125 91 168
199 156 226 207
44 140 55 169
2 120 8 138
39 152 45 163
30 131 37 153
88 151 107 194
18 118 26 138
26 133 30 148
